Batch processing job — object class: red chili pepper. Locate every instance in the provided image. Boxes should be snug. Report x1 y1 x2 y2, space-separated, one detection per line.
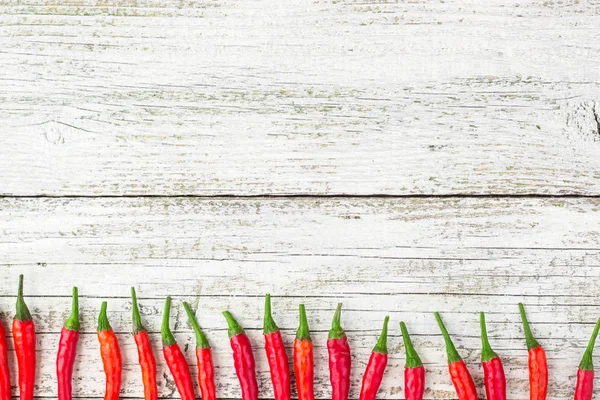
294 304 314 400
183 302 216 400
161 296 195 400
400 322 425 400
13 274 36 400
359 316 389 400
0 316 11 400
57 287 80 400
519 303 548 400
131 288 158 400
573 318 600 400
98 301 122 400
328 303 351 400
434 312 477 400
480 312 506 400
223 310 258 400
264 294 291 400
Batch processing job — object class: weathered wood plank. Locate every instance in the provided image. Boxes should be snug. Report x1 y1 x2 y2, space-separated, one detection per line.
1 0 600 195
0 197 599 399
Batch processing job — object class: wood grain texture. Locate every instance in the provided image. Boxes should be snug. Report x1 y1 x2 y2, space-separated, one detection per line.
0 197 599 399
1 1 599 400
1 0 600 195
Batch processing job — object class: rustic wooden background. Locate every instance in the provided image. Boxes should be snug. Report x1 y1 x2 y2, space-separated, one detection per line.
1 0 599 399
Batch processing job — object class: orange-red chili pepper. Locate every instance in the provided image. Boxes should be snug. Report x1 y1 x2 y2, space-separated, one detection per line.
294 304 314 400
57 287 80 400
359 316 389 400
400 322 425 400
223 311 258 400
435 312 477 400
131 288 158 400
480 312 506 400
264 294 291 400
0 318 10 400
13 274 36 400
161 296 195 400
183 302 216 400
98 301 122 400
573 318 600 400
328 303 351 400
519 303 548 400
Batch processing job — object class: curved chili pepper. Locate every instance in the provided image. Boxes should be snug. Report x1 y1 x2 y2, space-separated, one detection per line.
519 303 548 400
131 288 158 400
294 304 314 400
13 274 36 400
0 317 11 400
223 310 258 400
328 303 351 400
480 312 506 400
359 316 389 400
573 318 600 400
183 302 216 400
434 312 477 400
400 322 425 400
264 294 291 400
57 287 80 400
98 301 122 400
161 296 195 400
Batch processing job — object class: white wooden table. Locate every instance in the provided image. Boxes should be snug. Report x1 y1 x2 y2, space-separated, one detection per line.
1 0 599 399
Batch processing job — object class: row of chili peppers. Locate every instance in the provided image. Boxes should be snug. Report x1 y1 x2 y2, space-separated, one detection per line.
4 275 600 400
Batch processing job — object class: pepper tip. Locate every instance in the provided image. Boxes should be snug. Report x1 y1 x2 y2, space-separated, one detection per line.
223 310 244 338
161 296 176 346
373 315 390 354
263 293 279 334
18 274 24 297
328 302 346 339
296 303 311 341
97 301 111 331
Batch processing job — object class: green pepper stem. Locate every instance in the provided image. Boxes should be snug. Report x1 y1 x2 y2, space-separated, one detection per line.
296 304 311 341
434 312 462 364
15 274 32 322
97 301 112 331
161 296 176 347
223 311 244 338
579 318 600 371
372 316 389 354
328 302 346 340
480 312 498 362
131 287 145 334
518 303 540 350
400 321 423 368
263 294 279 334
64 287 80 331
183 302 210 349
